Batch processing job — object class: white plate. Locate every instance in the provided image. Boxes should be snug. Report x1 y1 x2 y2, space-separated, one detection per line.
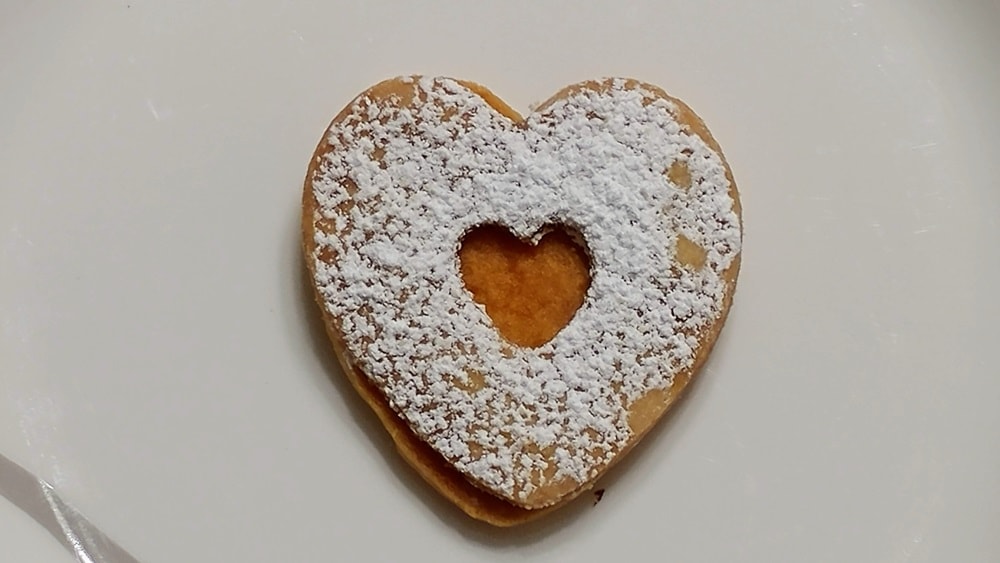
2 1 998 561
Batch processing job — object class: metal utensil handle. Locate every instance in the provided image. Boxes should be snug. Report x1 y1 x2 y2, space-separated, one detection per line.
0 453 140 563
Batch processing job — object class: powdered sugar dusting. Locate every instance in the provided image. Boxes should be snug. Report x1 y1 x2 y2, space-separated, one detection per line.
310 77 741 505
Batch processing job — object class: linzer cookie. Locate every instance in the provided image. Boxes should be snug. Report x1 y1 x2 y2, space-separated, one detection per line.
302 76 742 525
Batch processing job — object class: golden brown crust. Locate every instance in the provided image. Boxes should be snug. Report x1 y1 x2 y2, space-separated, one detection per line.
458 225 592 349
302 76 741 526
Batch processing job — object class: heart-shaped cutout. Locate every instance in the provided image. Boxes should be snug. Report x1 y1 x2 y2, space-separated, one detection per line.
459 224 591 348
303 76 742 526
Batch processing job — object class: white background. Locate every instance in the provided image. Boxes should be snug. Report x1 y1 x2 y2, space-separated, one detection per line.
2 1 998 561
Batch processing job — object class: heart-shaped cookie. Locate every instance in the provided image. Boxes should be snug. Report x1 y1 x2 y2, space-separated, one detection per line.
302 76 742 526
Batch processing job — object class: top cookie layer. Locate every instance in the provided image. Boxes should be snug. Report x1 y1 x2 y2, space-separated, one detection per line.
308 76 741 507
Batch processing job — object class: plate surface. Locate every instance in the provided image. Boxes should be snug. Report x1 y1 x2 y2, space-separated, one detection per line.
2 1 998 561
